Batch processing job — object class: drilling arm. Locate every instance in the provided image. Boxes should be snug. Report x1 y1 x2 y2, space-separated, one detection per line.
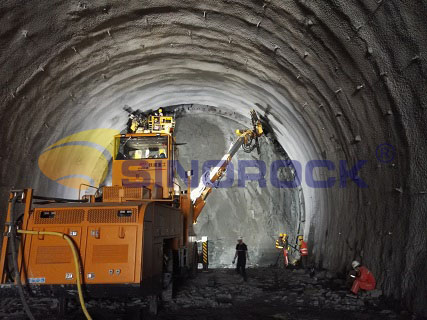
190 110 264 223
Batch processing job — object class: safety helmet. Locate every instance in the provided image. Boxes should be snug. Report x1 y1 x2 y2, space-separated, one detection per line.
159 148 166 158
352 260 361 269
297 235 304 241
279 233 284 237
238 236 243 241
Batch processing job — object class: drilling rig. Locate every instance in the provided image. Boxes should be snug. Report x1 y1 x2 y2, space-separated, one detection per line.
0 109 263 318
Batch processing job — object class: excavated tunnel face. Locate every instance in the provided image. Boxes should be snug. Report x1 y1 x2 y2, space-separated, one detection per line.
0 1 426 316
173 108 303 267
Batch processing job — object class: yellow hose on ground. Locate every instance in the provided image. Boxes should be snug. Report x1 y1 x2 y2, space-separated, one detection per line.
17 230 92 320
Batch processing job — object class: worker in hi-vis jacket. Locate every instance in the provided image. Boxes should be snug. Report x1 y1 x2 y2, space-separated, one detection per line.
275 233 290 267
350 260 376 294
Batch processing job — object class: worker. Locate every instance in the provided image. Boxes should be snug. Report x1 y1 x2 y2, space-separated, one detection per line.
154 108 163 117
350 260 376 294
297 235 308 269
232 236 249 281
275 233 290 267
131 149 143 159
159 148 166 158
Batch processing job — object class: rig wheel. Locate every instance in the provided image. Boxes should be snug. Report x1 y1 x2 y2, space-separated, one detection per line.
161 249 174 302
190 242 199 278
148 295 158 315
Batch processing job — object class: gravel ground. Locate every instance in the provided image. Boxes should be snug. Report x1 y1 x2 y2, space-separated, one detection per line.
0 267 423 320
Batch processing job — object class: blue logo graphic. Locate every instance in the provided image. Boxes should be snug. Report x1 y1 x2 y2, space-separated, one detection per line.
376 144 396 163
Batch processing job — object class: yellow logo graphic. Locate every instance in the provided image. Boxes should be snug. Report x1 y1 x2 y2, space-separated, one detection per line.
38 129 119 190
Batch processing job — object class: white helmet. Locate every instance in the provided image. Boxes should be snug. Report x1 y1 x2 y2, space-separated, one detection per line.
237 236 243 241
352 260 361 269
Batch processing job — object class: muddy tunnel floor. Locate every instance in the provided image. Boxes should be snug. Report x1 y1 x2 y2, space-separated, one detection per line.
0 268 422 320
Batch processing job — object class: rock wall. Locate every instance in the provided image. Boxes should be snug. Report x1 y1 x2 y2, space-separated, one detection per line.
174 108 302 267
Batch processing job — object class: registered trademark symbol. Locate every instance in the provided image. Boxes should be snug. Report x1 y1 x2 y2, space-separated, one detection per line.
376 143 396 163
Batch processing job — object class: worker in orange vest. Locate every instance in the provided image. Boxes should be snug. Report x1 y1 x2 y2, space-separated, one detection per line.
275 233 290 267
297 235 308 269
350 261 376 294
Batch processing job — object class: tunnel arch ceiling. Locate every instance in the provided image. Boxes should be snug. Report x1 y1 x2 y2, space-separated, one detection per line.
0 0 426 316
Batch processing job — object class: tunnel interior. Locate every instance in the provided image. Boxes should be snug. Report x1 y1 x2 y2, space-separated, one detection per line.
173 106 304 267
0 0 426 316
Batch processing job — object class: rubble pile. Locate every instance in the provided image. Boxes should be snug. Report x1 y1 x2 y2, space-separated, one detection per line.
159 268 412 319
0 268 419 319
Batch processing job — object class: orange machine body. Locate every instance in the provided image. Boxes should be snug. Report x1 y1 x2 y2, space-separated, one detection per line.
0 189 194 291
17 199 182 286
0 111 196 296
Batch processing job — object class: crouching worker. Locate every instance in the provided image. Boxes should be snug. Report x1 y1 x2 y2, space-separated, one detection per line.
350 260 376 294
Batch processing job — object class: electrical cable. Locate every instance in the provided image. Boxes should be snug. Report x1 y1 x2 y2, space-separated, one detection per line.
9 195 35 320
17 230 92 320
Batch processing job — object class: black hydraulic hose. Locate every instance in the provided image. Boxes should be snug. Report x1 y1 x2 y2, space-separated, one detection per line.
9 195 35 320
32 195 88 203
